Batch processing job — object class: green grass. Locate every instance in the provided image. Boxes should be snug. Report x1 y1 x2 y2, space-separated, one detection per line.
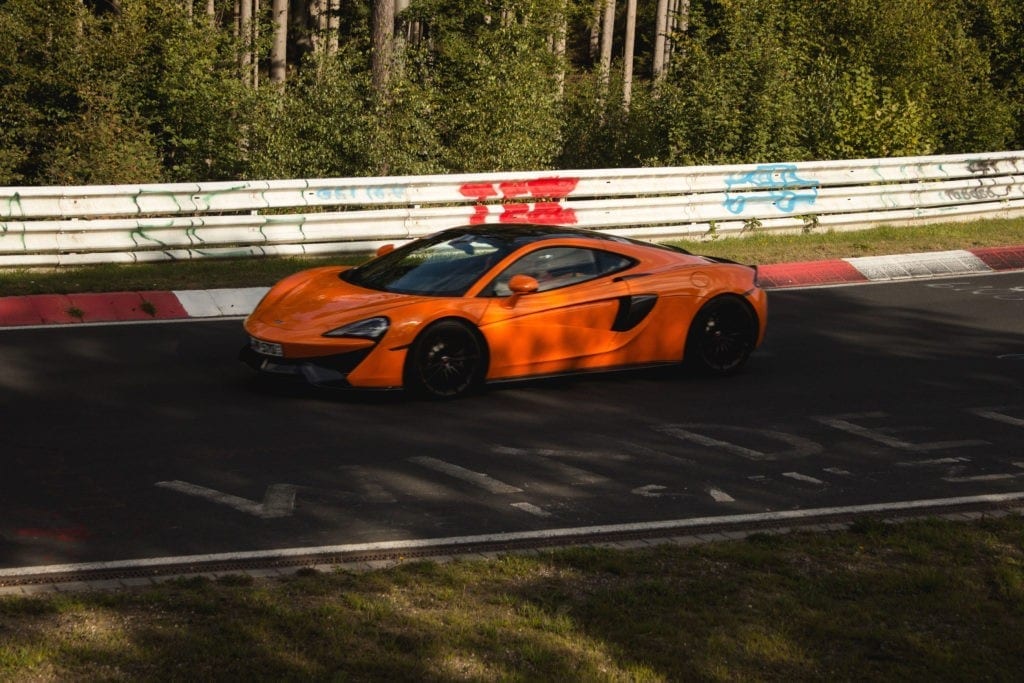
2 515 1023 680
1 218 1022 297
681 217 1024 265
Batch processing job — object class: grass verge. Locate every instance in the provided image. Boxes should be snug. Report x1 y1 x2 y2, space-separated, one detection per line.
1 218 1022 297
2 515 1023 680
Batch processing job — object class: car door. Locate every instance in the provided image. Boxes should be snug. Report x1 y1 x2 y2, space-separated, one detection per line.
476 246 641 378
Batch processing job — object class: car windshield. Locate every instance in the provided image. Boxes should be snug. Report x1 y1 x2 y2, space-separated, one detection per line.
342 230 519 296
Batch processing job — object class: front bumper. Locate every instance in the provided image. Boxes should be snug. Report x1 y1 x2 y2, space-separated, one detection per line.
239 345 373 388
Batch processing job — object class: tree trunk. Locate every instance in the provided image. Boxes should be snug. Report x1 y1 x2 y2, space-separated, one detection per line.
372 0 395 94
270 0 288 83
394 0 409 79
653 0 668 81
327 0 340 54
554 0 567 98
623 0 636 110
239 0 254 84
599 0 615 94
589 0 601 63
309 0 326 53
667 0 691 66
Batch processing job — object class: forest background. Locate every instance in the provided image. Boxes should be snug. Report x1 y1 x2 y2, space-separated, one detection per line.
1 0 1022 188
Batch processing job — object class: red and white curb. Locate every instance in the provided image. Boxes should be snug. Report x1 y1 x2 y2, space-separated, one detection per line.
172 287 270 319
757 245 1024 288
0 287 268 328
2 245 1023 328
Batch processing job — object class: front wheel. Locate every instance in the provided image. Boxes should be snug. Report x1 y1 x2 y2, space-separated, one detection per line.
404 320 487 399
684 296 758 375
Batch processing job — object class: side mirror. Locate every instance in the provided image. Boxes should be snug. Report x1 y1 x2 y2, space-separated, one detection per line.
375 244 396 257
508 274 539 294
503 274 539 308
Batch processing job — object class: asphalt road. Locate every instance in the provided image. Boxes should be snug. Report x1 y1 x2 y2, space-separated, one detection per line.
2 272 1023 572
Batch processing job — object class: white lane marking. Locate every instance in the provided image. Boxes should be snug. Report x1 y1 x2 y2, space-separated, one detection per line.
632 484 667 498
709 488 735 503
511 502 552 518
943 473 1024 483
656 426 770 461
8 491 1024 579
656 424 822 461
897 457 972 467
783 472 825 485
492 446 610 484
823 467 852 476
408 457 522 494
816 412 989 451
972 407 1024 428
1015 462 1024 470
155 480 296 519
494 446 633 462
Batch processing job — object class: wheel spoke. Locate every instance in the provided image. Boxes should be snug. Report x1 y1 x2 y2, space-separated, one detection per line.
413 325 483 397
687 299 756 374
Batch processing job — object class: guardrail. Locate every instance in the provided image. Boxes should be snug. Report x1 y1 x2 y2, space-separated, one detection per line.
2 151 1023 267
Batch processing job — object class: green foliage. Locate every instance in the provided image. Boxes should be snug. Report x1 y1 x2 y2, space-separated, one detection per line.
662 0 815 165
0 0 87 184
0 0 1021 187
143 5 256 181
558 72 671 169
406 0 566 172
246 50 375 179
653 0 1018 165
364 72 447 176
0 0 254 184
39 92 165 184
807 0 1014 155
813 64 935 159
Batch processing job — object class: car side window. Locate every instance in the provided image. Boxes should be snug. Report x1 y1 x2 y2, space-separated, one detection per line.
484 247 635 297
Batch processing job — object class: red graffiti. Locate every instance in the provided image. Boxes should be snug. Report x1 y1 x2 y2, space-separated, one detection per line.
458 177 579 225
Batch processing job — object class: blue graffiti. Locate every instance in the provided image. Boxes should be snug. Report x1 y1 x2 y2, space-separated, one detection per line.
313 185 406 202
723 164 820 215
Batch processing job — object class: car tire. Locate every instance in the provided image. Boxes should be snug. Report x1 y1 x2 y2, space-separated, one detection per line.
683 295 758 375
404 319 487 399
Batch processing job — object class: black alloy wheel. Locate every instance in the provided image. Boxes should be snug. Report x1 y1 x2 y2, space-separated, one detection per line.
684 296 757 375
406 320 486 398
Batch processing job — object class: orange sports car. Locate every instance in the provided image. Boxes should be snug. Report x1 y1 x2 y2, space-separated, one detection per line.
241 224 767 398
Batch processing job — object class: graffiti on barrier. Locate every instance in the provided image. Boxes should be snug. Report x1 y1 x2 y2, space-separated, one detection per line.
312 185 406 203
967 158 1023 175
459 177 579 225
943 185 1013 202
723 164 820 215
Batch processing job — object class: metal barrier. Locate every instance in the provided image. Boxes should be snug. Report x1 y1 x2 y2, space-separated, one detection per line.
1 151 1022 267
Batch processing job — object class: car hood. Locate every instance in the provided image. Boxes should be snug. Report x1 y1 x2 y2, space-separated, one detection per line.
247 266 425 333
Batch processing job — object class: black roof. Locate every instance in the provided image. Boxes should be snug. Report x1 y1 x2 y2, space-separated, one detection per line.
440 223 628 244
437 223 693 255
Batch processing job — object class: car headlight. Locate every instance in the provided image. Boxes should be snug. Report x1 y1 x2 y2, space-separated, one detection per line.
323 317 390 340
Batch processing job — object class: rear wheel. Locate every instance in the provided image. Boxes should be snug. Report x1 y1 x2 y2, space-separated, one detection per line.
405 319 486 399
684 296 758 375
